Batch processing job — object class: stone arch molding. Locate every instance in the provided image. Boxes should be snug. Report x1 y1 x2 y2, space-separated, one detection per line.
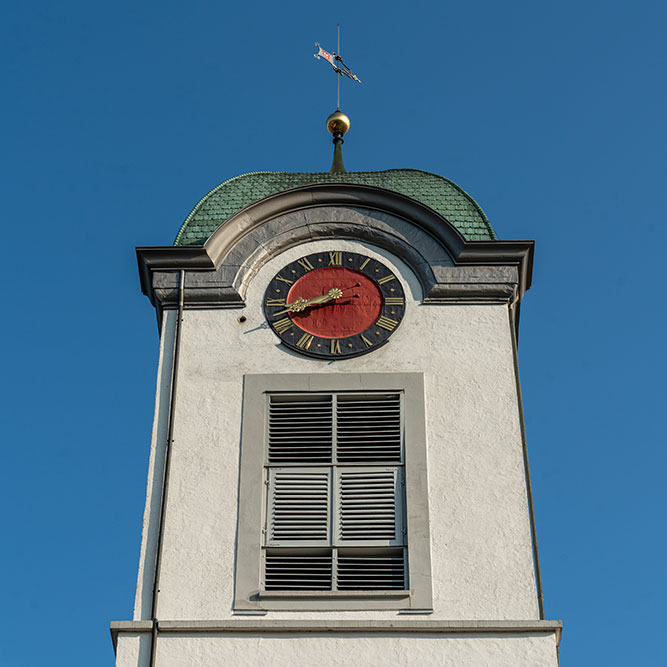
225 221 454 306
143 184 532 310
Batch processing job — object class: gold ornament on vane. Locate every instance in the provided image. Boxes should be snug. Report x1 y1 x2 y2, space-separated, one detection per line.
326 111 350 137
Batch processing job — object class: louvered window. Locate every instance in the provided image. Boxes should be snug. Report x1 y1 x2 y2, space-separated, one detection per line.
263 393 406 591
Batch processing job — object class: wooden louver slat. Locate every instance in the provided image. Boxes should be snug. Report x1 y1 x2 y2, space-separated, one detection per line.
338 469 399 542
336 393 401 463
337 550 405 589
264 390 407 592
269 470 330 543
265 551 333 590
269 395 333 463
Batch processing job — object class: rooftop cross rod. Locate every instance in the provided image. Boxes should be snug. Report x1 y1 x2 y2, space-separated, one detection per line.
314 25 361 110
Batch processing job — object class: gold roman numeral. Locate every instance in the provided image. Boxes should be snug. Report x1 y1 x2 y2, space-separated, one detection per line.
384 297 404 306
265 298 286 307
328 251 342 266
296 333 314 350
297 257 314 271
360 335 373 348
377 274 396 285
376 316 398 331
359 257 370 271
273 317 294 334
275 275 293 285
330 339 341 355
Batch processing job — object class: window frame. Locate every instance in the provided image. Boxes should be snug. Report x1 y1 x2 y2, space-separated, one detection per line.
233 373 432 612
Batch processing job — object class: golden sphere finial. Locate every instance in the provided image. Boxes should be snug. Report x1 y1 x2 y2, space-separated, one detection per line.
326 110 350 136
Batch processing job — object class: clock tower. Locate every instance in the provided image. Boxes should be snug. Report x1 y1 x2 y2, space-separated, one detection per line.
111 126 562 665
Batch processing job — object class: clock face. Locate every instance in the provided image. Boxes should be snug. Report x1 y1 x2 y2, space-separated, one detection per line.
263 251 406 359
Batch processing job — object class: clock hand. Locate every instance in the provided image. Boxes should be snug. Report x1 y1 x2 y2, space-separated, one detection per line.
273 287 344 316
297 284 359 310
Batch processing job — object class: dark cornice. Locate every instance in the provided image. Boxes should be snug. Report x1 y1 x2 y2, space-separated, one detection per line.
138 240 534 307
458 240 535 298
136 246 213 305
137 185 535 327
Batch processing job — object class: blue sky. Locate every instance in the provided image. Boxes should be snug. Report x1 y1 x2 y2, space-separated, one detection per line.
1 1 665 664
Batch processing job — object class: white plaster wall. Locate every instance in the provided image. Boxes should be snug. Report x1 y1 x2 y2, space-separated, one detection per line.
133 311 175 620
151 633 559 667
115 634 151 667
135 239 538 622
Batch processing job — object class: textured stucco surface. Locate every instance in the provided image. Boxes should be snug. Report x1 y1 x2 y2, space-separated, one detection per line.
133 312 175 621
131 238 538 626
114 633 558 667
115 634 150 667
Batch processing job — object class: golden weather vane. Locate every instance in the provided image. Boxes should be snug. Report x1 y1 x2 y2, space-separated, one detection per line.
313 26 361 174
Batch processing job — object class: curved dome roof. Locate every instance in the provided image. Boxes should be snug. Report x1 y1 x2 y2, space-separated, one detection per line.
174 169 496 246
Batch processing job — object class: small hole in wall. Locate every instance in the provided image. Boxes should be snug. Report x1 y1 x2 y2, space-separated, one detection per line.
238 316 247 324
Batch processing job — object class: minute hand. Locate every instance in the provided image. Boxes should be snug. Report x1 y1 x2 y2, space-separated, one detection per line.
274 288 343 316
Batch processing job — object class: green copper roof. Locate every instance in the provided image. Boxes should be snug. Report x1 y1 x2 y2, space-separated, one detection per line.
174 169 496 246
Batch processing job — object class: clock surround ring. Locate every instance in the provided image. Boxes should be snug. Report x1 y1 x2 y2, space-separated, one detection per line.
263 251 406 359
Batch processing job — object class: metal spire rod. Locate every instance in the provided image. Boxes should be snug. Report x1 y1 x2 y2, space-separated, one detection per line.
337 24 341 110
314 29 361 106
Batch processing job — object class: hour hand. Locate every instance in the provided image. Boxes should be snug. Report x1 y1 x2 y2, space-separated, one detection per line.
273 296 308 316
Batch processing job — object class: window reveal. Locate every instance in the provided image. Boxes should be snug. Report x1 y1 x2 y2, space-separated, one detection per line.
233 373 432 612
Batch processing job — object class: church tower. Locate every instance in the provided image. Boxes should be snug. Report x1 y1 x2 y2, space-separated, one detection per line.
111 115 562 666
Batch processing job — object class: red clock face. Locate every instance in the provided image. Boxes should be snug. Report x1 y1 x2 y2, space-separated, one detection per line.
264 251 406 359
286 267 382 338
